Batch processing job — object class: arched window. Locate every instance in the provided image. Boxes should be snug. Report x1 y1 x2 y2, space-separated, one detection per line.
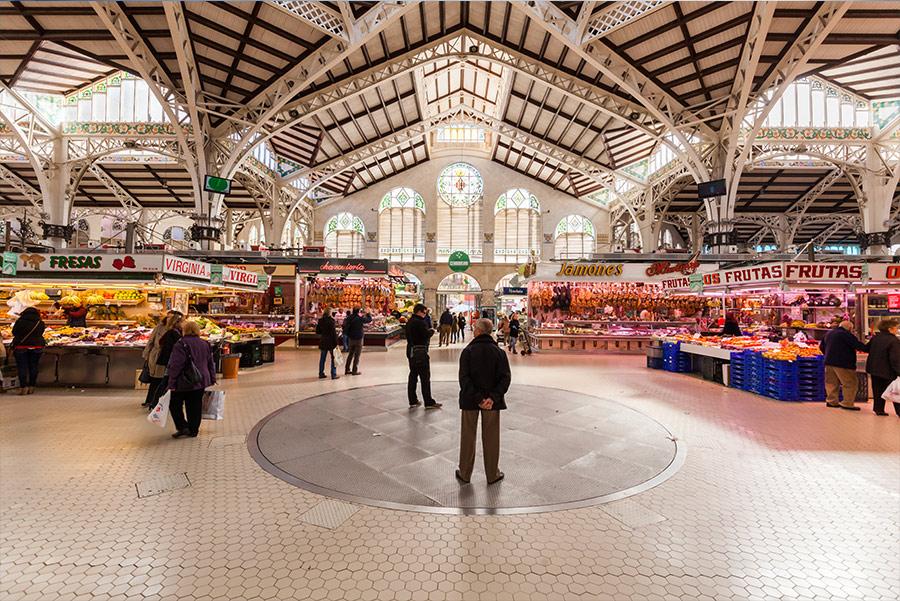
378 187 425 262
494 188 541 263
324 212 365 258
554 215 595 259
163 225 189 243
436 162 483 263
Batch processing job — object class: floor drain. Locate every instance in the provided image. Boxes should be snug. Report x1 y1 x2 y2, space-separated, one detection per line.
135 472 191 498
599 498 666 529
299 500 358 529
209 435 246 448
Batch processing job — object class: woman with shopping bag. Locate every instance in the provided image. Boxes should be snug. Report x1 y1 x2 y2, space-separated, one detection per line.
865 319 900 417
167 320 216 438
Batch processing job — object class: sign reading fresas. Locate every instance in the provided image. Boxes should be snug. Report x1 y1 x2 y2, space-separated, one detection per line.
296 258 389 275
660 262 867 290
12 252 159 274
555 262 624 277
449 251 470 273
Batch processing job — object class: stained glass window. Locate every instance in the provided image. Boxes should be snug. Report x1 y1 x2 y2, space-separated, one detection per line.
437 162 483 207
436 163 483 262
494 189 541 264
379 188 425 261
554 215 595 260
324 212 365 258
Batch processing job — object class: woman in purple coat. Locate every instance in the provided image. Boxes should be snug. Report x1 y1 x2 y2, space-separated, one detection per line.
167 320 216 438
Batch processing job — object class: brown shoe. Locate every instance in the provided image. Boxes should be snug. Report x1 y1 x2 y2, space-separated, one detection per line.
487 472 505 485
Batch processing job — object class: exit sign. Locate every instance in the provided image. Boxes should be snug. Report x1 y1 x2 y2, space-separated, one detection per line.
204 175 232 195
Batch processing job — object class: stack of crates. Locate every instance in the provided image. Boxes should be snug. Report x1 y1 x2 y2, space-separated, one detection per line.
729 351 747 389
764 357 799 401
745 351 766 395
662 341 692 372
796 355 826 401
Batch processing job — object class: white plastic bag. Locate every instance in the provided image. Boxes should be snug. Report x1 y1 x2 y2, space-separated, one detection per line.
147 391 170 428
333 348 345 368
882 378 900 403
201 389 225 420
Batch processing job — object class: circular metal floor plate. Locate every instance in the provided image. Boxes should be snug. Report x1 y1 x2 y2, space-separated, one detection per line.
248 383 683 515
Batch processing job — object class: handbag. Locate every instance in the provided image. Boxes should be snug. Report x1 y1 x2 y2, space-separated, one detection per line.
138 361 152 384
175 340 203 391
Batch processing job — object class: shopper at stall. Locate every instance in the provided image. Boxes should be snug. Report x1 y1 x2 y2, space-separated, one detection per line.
141 310 176 409
438 308 453 346
451 313 460 344
507 313 521 353
11 306 45 395
722 313 742 337
498 314 509 344
865 319 900 417
316 308 340 380
820 320 867 411
344 307 372 376
167 320 216 439
156 312 184 380
55 301 87 327
456 318 511 485
407 303 441 409
458 314 467 342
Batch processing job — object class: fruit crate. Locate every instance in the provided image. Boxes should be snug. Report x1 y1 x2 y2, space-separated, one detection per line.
662 342 692 373
744 351 766 394
729 351 747 389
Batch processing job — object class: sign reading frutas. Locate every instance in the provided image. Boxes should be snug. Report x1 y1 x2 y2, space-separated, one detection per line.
555 262 623 277
448 251 471 273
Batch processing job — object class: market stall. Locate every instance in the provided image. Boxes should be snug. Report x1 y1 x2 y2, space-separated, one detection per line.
294 258 404 350
525 259 714 353
0 252 269 387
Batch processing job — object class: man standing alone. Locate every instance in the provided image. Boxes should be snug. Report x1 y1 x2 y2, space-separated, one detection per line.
343 307 372 376
438 308 453 346
456 318 511 485
407 303 442 409
820 320 867 410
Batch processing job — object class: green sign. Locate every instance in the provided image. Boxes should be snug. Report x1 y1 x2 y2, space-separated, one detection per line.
274 286 283 296
203 175 232 195
210 264 223 285
688 272 704 293
257 273 269 291
2 252 17 276
448 251 470 273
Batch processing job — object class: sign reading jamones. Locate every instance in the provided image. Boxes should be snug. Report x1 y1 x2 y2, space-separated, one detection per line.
660 262 866 290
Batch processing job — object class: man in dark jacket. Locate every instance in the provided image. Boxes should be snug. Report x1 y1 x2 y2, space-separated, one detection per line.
456 318 511 485
343 307 372 376
316 309 340 379
820 320 867 410
865 319 900 416
11 306 46 395
438 308 453 346
406 303 440 408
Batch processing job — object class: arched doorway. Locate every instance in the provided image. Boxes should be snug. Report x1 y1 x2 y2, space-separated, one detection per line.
436 272 481 315
494 272 527 316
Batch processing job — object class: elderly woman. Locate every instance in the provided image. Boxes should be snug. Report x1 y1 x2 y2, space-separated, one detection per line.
141 310 176 409
865 319 900 417
167 320 216 438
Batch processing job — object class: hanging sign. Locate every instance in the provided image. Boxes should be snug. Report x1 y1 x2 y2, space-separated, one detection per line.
502 287 528 296
11 252 159 274
2 251 17 276
210 264 223 285
645 254 700 277
688 273 704 293
660 262 868 290
222 266 259 288
555 262 624 277
163 256 211 281
257 274 269 291
449 251 471 273
295 258 389 275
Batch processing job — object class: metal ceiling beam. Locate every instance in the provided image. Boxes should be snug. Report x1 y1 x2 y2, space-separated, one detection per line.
0 164 41 207
514 0 712 182
580 1 667 46
87 163 142 219
270 1 347 40
214 0 422 194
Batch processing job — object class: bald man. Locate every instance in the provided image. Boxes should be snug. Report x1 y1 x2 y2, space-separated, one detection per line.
456 318 511 485
820 320 867 410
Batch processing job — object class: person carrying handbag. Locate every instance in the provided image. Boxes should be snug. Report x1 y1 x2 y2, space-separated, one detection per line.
166 320 216 438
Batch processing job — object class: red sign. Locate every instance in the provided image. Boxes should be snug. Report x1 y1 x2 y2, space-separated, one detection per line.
163 256 211 280
223 266 259 287
645 254 700 277
888 295 900 309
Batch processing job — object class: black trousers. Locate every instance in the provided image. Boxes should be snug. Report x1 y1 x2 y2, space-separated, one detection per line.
144 376 164 406
171 389 204 434
407 355 434 406
870 375 900 415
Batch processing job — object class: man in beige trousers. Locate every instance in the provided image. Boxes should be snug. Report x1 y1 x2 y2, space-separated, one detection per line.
456 319 511 485
820 320 867 411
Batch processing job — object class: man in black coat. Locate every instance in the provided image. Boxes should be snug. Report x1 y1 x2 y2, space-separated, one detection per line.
343 307 372 376
865 319 900 416
316 309 339 379
456 318 511 485
406 304 441 408
820 320 867 410
438 308 453 346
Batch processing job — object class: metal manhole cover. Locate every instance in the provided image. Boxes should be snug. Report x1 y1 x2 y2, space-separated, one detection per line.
135 472 191 498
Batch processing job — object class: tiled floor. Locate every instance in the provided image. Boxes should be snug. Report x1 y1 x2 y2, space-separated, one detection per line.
1 344 898 601
250 382 679 512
